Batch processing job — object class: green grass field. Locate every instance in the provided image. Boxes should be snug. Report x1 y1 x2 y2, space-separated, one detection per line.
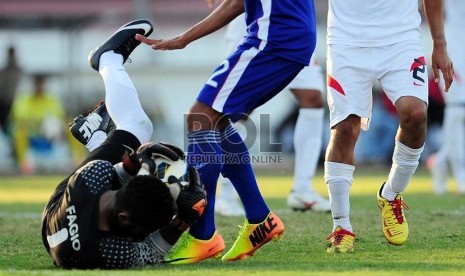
1 168 465 275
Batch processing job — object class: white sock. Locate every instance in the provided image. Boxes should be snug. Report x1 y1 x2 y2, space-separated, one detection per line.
431 149 448 194
382 139 423 201
86 131 107 152
292 108 324 194
325 161 355 232
99 51 153 144
442 107 465 192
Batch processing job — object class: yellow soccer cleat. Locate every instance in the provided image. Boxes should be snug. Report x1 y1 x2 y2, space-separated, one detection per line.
377 184 409 245
326 226 356 253
164 231 225 264
222 212 285 261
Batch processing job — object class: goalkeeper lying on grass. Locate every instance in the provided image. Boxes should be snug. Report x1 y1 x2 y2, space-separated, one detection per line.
41 19 205 269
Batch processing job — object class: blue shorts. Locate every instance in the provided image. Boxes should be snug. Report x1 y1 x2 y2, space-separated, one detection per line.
197 44 304 122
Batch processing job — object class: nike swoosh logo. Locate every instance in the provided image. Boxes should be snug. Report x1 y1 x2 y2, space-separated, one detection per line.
298 199 317 209
163 257 193 264
119 23 152 34
194 163 206 170
208 243 220 252
121 144 135 154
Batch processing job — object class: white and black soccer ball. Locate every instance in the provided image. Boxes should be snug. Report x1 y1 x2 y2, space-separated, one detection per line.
138 157 187 182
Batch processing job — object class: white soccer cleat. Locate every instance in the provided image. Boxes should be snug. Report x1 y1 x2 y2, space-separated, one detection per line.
215 197 245 217
287 190 331 212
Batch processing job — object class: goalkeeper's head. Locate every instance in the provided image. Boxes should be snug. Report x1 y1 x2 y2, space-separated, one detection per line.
112 175 175 241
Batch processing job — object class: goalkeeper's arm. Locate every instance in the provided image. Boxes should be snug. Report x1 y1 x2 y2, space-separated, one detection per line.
160 167 206 245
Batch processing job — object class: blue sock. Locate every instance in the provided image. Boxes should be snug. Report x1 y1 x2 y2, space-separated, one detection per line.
220 124 269 223
186 130 222 240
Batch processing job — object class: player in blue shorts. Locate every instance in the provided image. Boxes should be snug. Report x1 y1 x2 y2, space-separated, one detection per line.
211 8 329 216
137 0 317 263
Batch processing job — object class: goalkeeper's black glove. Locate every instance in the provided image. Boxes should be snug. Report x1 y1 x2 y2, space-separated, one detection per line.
122 142 185 175
169 167 207 232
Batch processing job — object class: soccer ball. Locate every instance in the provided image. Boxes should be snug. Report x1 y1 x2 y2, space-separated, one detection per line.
138 157 187 182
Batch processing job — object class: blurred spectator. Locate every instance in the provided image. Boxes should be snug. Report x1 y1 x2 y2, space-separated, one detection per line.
422 76 445 162
275 104 301 154
0 46 23 172
0 46 23 134
429 0 465 195
11 74 72 174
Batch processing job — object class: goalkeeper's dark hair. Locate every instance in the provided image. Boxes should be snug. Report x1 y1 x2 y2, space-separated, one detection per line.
115 175 175 241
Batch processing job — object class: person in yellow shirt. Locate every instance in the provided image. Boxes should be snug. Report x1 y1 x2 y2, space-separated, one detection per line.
12 74 70 174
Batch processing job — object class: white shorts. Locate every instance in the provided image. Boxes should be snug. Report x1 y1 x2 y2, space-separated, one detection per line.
326 41 429 130
286 56 325 91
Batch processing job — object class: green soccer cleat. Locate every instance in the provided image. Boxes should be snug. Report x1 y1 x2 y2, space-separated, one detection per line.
326 226 356 253
377 183 409 245
164 231 225 264
222 212 285 261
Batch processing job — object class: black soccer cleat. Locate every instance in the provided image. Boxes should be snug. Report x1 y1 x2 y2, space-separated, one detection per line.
88 19 153 71
69 101 115 145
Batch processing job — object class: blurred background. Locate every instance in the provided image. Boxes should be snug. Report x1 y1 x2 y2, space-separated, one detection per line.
0 0 442 175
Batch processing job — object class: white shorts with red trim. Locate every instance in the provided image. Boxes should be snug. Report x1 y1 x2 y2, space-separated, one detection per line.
326 41 428 130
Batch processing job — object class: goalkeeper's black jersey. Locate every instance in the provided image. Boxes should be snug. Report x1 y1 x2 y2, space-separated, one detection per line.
42 160 169 269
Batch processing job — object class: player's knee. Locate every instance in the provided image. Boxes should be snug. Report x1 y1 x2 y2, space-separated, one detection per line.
399 105 427 130
299 97 323 108
187 102 223 131
136 116 153 143
396 96 427 130
331 117 360 145
142 116 153 134
292 89 323 108
187 112 213 131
